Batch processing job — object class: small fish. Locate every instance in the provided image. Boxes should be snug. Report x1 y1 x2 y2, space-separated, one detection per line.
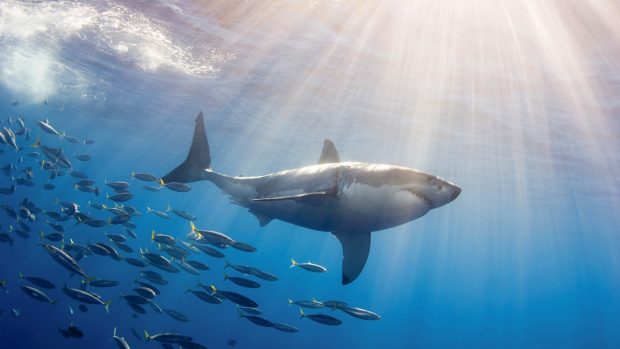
140 270 167 284
82 219 107 228
238 306 262 315
151 230 175 245
209 285 258 308
21 284 57 304
64 135 82 144
105 233 127 243
143 330 192 344
129 303 146 314
112 327 131 349
166 206 196 221
237 308 273 327
76 179 95 186
28 151 39 158
132 172 159 182
195 244 225 258
121 294 150 305
43 183 55 190
88 201 106 210
74 153 91 161
185 260 209 271
105 180 129 190
59 324 84 339
299 308 342 326
231 241 257 253
36 119 62 137
70 171 88 179
0 184 16 195
126 229 137 239
1 204 17 219
146 207 170 220
186 288 222 304
165 309 189 322
75 185 100 196
290 259 327 273
160 179 191 192
43 244 89 278
272 322 299 333
0 233 14 245
223 273 260 288
40 231 64 242
322 300 349 310
134 281 161 295
89 279 119 288
134 287 157 299
339 306 381 320
175 259 200 275
113 241 133 253
142 185 161 192
288 299 324 309
125 258 148 267
107 192 133 202
190 222 234 246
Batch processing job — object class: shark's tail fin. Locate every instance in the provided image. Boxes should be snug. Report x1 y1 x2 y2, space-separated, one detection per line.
161 112 211 183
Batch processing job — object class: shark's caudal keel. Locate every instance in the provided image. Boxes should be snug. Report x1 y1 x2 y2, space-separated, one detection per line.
162 112 461 285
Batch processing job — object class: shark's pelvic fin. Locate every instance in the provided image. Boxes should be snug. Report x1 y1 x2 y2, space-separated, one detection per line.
162 111 211 183
318 139 340 164
249 210 273 227
333 230 371 285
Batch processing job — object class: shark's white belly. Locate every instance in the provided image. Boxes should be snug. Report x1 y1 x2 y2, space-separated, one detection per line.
250 182 431 233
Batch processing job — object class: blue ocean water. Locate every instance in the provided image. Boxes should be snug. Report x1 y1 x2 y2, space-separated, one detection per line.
1 0 620 348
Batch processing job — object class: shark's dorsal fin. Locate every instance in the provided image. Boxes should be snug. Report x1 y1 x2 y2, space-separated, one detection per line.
249 210 273 227
318 139 340 164
333 230 371 285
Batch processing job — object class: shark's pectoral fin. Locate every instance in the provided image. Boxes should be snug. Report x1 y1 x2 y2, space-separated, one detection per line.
251 190 336 204
318 139 340 164
249 210 273 227
333 230 371 285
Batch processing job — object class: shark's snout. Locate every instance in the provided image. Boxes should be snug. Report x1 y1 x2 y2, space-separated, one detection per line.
450 186 461 201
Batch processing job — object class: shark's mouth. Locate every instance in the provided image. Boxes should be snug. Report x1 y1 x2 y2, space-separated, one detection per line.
407 190 433 208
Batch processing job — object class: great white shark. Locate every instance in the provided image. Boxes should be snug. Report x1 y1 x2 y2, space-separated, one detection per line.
162 112 461 285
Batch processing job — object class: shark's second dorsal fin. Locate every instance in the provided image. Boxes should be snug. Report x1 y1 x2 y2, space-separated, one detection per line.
318 139 340 164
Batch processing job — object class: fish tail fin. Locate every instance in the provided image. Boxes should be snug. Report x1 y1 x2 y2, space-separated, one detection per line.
113 326 117 337
143 330 150 341
209 285 217 293
236 305 244 318
146 206 152 212
288 299 293 306
223 273 228 281
161 111 211 183
224 259 230 269
190 221 197 232
39 231 44 241
165 204 172 212
84 276 96 285
18 272 23 279
104 300 111 314
151 229 155 241
290 259 298 268
299 308 305 319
